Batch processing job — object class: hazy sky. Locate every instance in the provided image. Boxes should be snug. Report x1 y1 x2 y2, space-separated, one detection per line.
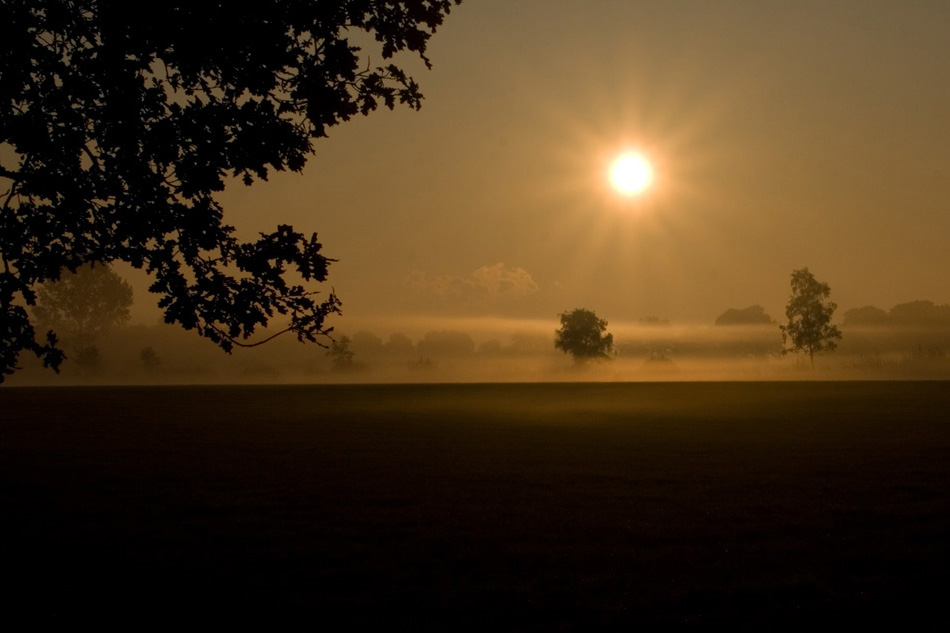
167 0 950 329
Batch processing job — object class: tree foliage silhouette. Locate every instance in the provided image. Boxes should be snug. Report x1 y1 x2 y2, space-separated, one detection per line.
780 268 842 367
554 309 614 364
0 0 460 381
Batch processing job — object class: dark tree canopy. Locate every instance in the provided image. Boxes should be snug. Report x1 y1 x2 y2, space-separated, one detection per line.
554 308 614 364
780 268 842 366
0 0 460 381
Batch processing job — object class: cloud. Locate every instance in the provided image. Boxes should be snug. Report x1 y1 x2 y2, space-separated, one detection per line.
470 263 539 299
405 264 539 312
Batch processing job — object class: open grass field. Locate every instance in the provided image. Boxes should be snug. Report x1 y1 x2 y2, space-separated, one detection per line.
2 382 950 629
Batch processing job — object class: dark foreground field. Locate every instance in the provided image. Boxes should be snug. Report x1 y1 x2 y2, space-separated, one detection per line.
2 382 950 629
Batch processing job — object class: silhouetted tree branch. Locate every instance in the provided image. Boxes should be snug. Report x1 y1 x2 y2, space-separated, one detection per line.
0 0 461 381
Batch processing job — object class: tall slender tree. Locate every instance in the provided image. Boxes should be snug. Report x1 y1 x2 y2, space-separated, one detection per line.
780 268 842 367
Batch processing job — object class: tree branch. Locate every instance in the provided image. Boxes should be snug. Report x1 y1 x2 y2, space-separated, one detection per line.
82 143 103 172
2 177 20 212
207 323 313 348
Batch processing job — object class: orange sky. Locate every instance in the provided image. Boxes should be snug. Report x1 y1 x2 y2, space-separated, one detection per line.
131 1 950 329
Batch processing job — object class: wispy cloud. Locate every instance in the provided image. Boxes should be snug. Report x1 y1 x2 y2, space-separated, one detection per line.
405 264 539 312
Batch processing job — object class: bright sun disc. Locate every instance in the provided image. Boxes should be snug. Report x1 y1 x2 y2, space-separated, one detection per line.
610 153 652 195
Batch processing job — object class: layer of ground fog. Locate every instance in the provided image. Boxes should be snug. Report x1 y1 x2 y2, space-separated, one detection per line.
2 382 949 629
10 320 950 384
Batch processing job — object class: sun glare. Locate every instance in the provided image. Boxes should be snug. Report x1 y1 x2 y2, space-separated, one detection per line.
610 153 652 195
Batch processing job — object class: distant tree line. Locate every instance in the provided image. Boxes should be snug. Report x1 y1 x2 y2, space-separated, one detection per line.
843 301 950 328
17 261 950 382
716 298 950 332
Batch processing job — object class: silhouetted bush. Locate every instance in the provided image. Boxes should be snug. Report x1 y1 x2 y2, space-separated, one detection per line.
140 347 161 372
639 316 671 326
75 345 102 370
715 305 773 325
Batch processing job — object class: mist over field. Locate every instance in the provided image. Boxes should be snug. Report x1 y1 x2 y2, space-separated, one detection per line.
11 312 950 386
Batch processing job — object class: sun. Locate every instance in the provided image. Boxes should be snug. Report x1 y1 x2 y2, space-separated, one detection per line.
609 153 652 195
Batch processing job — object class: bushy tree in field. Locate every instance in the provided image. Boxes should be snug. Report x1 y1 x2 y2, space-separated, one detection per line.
780 268 842 367
327 335 356 371
74 344 102 370
33 263 132 346
554 308 614 365
33 263 133 368
140 346 161 372
715 305 773 326
0 0 461 382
